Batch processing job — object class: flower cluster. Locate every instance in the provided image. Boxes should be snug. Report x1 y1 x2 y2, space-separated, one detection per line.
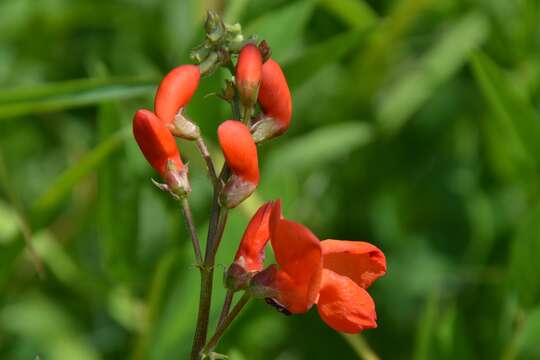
132 34 291 207
131 11 385 358
227 201 386 333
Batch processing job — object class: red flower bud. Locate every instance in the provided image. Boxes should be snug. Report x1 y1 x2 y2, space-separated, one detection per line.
252 59 292 142
133 109 190 197
236 44 262 109
154 65 201 139
218 120 259 208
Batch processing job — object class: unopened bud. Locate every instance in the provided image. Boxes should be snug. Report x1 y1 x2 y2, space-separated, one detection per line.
236 44 262 111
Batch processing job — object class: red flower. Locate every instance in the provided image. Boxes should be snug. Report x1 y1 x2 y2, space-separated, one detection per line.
246 200 386 333
154 65 201 139
252 59 292 143
236 44 262 109
217 120 259 208
133 109 190 197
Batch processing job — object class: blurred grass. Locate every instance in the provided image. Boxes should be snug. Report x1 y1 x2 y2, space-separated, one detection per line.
1 0 540 359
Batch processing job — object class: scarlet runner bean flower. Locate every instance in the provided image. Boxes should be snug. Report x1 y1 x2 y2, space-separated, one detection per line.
251 59 292 143
217 120 259 208
154 64 201 139
236 43 262 114
132 109 190 198
242 200 386 333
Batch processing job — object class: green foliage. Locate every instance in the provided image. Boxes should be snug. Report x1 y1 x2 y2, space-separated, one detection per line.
1 0 540 359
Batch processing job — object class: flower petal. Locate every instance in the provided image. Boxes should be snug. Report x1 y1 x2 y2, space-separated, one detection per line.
270 201 322 279
132 109 183 177
154 65 200 125
321 240 386 289
273 266 322 314
218 120 259 184
317 269 377 333
233 201 273 272
266 200 323 313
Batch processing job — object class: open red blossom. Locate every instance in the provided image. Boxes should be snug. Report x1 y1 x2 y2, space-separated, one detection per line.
133 109 183 177
246 199 386 333
252 59 292 143
236 44 262 109
218 120 259 208
154 64 200 126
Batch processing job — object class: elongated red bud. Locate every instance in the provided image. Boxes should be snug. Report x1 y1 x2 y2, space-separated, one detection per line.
236 44 262 111
133 109 190 198
252 59 292 143
218 120 259 208
226 202 273 290
154 65 201 139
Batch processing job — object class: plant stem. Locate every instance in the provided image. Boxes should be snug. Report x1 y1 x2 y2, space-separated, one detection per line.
191 90 239 360
216 290 234 329
202 292 251 356
191 169 229 360
195 136 220 190
191 266 214 360
181 198 203 266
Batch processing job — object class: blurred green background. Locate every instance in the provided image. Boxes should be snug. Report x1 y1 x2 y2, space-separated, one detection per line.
1 0 540 359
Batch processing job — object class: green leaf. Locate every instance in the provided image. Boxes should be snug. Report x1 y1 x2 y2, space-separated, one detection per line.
413 290 440 360
471 52 540 167
509 202 540 307
265 122 374 174
515 306 540 358
224 0 249 23
377 12 489 133
0 77 156 119
318 0 378 30
32 127 130 218
283 29 368 89
0 293 101 360
245 0 316 62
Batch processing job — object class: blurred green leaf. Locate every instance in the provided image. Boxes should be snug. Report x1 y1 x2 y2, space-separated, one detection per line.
413 290 439 360
245 0 316 62
32 127 129 216
284 29 368 89
224 0 249 23
350 0 435 100
266 122 373 174
377 12 489 133
471 52 540 166
0 293 101 360
319 0 378 30
0 77 156 119
514 306 540 358
509 202 540 307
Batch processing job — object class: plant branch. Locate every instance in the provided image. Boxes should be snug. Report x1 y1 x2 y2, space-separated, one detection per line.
191 266 214 360
195 136 220 190
202 292 251 357
181 198 203 266
216 290 234 329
